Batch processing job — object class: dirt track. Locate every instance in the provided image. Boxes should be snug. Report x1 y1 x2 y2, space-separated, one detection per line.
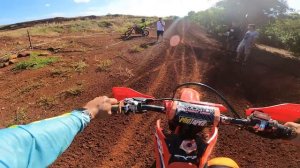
1 19 300 167
51 20 300 167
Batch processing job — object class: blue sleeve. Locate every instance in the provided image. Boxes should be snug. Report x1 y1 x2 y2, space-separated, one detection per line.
0 110 90 168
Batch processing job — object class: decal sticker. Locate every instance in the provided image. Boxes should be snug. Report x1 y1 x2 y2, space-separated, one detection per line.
179 116 207 126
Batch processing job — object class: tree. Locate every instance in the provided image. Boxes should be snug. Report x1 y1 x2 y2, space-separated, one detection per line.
216 0 291 26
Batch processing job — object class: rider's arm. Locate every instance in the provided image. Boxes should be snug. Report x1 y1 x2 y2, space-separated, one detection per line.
0 111 90 168
0 96 117 168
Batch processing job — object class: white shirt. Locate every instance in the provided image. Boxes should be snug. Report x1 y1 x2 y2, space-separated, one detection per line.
157 20 165 31
241 30 259 46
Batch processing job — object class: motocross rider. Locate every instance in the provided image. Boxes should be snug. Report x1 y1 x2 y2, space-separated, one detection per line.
0 96 299 167
137 18 147 35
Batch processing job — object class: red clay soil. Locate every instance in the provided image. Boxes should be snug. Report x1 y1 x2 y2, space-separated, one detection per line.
1 19 300 167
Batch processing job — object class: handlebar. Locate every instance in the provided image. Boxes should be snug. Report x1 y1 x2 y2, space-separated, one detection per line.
111 99 296 139
220 115 295 138
111 104 164 114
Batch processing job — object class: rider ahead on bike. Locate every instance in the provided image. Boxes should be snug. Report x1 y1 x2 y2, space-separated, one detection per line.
136 18 147 35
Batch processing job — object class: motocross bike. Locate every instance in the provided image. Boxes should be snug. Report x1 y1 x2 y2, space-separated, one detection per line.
123 25 150 40
111 82 300 168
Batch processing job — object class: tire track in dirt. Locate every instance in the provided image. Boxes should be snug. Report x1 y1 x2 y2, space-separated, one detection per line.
97 21 212 167
97 44 177 167
187 43 202 82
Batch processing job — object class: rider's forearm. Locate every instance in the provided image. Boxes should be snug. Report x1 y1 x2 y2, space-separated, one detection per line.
0 110 90 168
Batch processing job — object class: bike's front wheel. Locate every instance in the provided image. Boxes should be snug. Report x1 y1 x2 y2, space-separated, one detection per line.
143 30 149 36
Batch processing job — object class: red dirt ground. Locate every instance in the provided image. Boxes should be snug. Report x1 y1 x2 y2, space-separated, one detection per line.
0 19 300 167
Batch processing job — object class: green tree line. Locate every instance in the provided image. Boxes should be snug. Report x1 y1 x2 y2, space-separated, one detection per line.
187 0 300 55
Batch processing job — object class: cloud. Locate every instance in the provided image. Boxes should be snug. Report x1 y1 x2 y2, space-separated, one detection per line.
74 0 91 3
48 12 65 17
45 3 50 7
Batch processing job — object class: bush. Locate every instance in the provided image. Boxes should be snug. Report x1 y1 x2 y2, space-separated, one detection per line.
260 16 300 55
188 8 226 34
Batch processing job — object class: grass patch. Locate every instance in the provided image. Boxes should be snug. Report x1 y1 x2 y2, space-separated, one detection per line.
96 59 113 72
71 60 88 73
62 86 83 97
13 52 59 71
37 96 57 110
129 45 143 53
19 82 44 94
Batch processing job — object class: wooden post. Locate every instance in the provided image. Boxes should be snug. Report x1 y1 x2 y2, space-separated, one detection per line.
27 30 33 49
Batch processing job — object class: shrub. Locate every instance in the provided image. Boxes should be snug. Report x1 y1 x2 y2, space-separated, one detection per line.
260 16 300 55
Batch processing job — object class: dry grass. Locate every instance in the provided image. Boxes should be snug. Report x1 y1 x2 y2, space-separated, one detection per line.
19 82 44 94
71 60 88 73
50 68 70 77
0 15 157 37
96 59 113 72
7 107 28 126
62 85 84 97
129 45 143 53
37 96 57 110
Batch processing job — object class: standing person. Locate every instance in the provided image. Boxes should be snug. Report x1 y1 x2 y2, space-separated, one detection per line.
235 24 259 65
226 22 242 52
156 17 165 42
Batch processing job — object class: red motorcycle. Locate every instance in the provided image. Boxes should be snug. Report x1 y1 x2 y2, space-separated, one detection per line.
112 82 300 168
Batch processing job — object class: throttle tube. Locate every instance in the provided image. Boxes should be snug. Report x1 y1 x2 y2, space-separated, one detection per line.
140 105 165 113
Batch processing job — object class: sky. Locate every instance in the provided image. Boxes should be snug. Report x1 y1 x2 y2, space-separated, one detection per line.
0 0 300 25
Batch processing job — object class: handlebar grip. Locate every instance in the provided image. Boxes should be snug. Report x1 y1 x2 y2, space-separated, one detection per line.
275 123 295 138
